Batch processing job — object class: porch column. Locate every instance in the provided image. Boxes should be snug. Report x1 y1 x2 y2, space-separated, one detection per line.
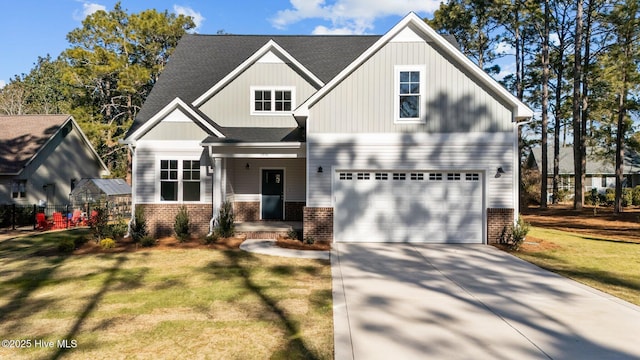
211 157 223 229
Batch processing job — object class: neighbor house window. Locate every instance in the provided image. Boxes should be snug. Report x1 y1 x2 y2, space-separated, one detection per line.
159 159 201 202
11 180 26 199
251 87 295 115
395 65 426 123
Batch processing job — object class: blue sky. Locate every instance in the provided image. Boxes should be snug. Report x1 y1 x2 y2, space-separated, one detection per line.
0 0 444 87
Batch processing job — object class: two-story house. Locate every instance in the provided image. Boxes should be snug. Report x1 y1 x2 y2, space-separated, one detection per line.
121 13 532 243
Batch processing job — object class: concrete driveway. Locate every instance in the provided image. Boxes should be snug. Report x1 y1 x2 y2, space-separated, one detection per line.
332 243 640 360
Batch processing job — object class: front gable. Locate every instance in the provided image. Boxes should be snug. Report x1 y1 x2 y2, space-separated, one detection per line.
195 41 321 128
299 13 532 134
124 98 224 144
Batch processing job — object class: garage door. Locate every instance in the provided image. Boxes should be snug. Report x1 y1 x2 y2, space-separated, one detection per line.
334 171 483 243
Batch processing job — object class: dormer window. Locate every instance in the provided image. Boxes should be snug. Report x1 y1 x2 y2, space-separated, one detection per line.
394 65 426 123
251 86 295 115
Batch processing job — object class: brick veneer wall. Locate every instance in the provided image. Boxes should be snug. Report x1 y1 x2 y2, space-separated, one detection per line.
138 204 212 238
233 202 260 222
487 208 514 244
285 202 305 221
303 207 333 243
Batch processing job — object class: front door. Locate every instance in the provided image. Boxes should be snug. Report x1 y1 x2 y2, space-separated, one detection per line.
261 169 284 220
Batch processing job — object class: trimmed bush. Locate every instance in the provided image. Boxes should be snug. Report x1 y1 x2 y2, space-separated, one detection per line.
633 186 640 206
140 236 156 247
623 188 633 207
202 232 219 245
215 201 235 238
100 238 116 249
174 206 190 242
105 218 127 239
499 216 530 251
131 206 148 243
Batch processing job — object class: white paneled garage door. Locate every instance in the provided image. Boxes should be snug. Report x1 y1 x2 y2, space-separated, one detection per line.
334 171 483 243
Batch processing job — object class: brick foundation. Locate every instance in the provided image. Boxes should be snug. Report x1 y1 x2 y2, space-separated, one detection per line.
285 202 305 221
303 207 333 243
233 202 260 222
487 208 514 244
138 204 212 238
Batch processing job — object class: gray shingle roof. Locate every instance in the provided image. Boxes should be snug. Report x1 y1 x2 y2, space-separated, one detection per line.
73 178 131 196
528 146 640 175
201 127 305 144
0 115 71 174
127 34 380 138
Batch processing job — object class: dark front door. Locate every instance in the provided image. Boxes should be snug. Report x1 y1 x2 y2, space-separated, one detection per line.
262 169 284 220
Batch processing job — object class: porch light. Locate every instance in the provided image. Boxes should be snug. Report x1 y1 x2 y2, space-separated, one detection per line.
317 166 323 173
495 167 505 178
245 163 250 170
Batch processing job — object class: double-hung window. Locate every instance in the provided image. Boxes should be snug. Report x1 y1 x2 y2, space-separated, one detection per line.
251 87 295 115
11 180 26 199
159 159 201 202
395 65 426 123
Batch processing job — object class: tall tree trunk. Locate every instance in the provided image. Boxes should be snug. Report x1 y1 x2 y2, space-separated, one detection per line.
572 0 584 210
581 0 595 208
540 0 550 208
553 53 566 204
615 85 627 213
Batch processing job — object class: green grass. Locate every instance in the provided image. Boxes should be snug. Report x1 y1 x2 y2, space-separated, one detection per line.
512 227 640 306
0 230 333 359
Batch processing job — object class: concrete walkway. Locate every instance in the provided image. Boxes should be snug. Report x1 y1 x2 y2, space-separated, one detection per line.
239 239 329 260
332 243 640 360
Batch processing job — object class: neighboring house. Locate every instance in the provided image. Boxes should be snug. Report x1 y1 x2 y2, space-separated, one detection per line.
122 13 532 243
0 115 109 206
527 145 640 200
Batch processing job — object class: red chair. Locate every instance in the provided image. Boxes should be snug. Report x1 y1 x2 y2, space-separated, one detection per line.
70 210 82 227
36 213 50 230
52 212 66 229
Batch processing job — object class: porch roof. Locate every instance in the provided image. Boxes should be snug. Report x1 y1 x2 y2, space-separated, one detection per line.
201 127 305 144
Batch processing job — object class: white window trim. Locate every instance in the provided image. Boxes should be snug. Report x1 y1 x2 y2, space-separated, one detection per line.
250 86 296 116
394 65 426 124
156 156 203 203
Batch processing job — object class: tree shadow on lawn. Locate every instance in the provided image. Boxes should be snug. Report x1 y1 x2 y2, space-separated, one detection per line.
203 250 322 360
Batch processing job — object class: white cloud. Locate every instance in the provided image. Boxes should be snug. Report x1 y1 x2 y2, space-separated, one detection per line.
271 0 442 35
549 33 560 46
173 5 205 31
495 41 515 56
494 62 516 81
0 80 6 89
73 1 106 21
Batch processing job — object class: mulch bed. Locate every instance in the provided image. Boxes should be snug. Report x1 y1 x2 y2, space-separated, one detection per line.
275 236 331 251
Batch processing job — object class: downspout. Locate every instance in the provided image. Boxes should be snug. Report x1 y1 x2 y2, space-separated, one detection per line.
207 145 216 236
125 143 136 238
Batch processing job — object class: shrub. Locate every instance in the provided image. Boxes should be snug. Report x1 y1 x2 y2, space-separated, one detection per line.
499 216 530 251
587 188 600 207
287 229 299 240
215 201 235 238
89 206 109 241
174 206 191 242
100 238 116 249
105 217 127 239
304 236 315 245
130 206 148 243
633 186 640 206
202 232 219 245
57 238 75 253
556 189 570 203
604 188 616 206
140 236 156 247
623 188 633 207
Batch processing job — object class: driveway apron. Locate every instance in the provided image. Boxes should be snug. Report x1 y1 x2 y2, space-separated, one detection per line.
332 243 640 360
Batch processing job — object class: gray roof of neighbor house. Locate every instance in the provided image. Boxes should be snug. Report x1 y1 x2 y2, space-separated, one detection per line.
528 146 640 175
127 34 381 139
0 115 72 174
73 178 131 196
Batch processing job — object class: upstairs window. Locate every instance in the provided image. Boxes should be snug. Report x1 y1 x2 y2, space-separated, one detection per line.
11 180 26 199
395 65 426 123
251 87 295 115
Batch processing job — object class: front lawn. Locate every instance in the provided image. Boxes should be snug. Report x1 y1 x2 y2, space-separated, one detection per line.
0 229 333 359
510 226 640 306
